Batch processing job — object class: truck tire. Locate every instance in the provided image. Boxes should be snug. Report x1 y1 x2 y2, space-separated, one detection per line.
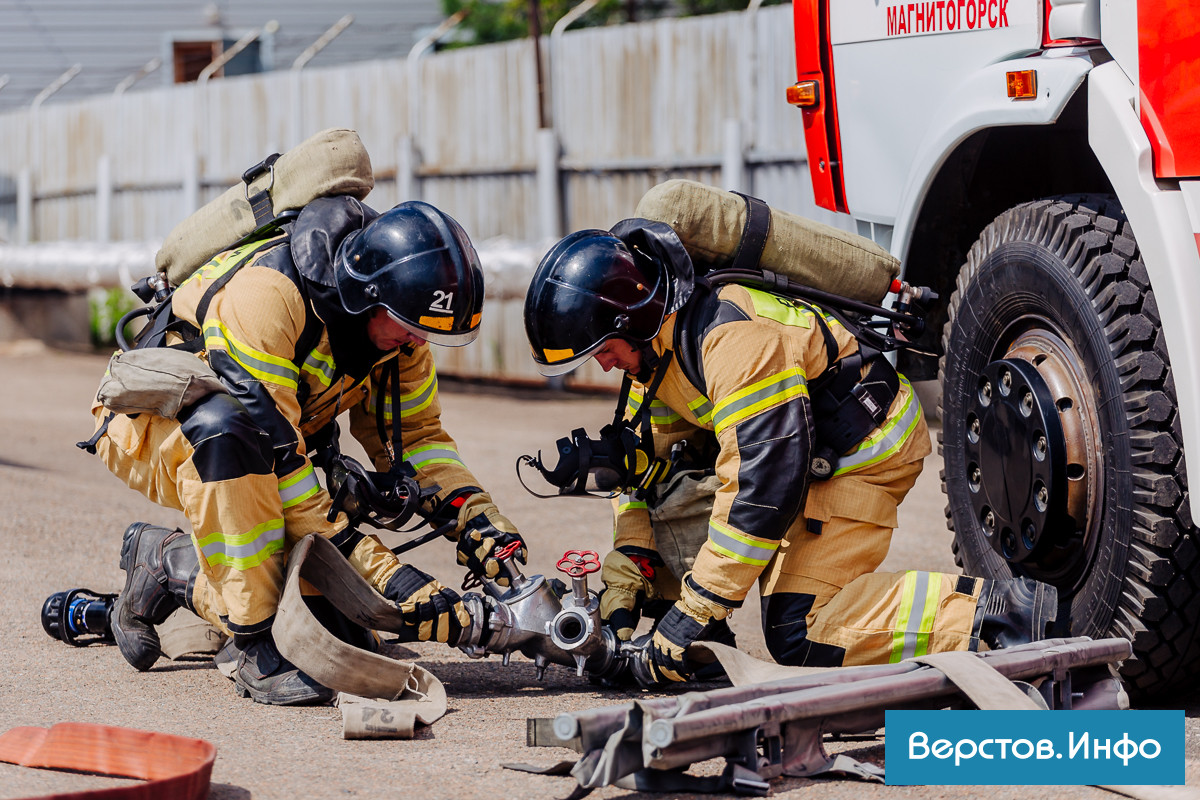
939 195 1200 698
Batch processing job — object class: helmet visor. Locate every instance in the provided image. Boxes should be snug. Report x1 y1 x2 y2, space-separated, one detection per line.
532 335 612 377
386 308 481 348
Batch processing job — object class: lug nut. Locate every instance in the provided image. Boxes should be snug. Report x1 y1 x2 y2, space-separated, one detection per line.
969 417 981 442
969 467 981 490
1000 370 1012 394
1001 529 1017 557
980 381 992 405
1021 390 1034 416
1034 435 1047 460
983 509 995 532
1034 483 1049 512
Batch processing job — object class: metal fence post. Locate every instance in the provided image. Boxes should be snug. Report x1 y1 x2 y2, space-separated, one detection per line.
536 128 561 242
16 168 32 245
96 155 112 242
721 117 746 192
181 152 199 218
397 135 418 202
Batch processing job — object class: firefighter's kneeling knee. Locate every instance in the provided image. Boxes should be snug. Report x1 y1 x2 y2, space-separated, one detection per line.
761 593 845 668
179 393 274 475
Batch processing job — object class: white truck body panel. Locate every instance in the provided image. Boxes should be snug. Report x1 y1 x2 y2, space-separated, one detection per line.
1088 60 1200 475
828 0 1041 224
1099 0 1138 105
889 52 1091 262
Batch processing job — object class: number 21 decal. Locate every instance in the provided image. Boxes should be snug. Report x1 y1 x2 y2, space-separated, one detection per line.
430 290 454 311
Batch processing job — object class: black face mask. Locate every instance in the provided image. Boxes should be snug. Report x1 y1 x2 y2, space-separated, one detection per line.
517 351 675 500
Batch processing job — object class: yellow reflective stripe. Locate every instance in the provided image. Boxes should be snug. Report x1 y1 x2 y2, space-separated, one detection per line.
301 349 336 388
746 287 815 328
204 321 300 390
627 388 682 424
712 367 808 435
179 241 259 288
627 389 643 416
707 519 777 566
370 366 438 421
889 571 941 662
403 442 465 471
688 395 714 425
891 572 918 663
915 574 942 658
617 494 648 515
195 519 285 571
279 466 321 509
399 365 438 416
834 376 922 475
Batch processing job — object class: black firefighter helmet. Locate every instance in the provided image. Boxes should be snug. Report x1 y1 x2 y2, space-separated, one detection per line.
524 221 694 376
334 201 484 347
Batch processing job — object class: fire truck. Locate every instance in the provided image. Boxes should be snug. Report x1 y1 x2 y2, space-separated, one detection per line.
787 0 1200 697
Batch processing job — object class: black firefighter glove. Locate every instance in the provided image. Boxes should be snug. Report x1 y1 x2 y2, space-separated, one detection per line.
455 492 527 587
382 564 471 645
649 583 728 683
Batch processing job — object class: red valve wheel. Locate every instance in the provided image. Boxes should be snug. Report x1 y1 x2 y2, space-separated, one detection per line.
556 549 601 577
494 540 522 561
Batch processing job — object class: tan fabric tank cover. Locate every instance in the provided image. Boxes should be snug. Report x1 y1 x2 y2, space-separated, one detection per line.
156 128 375 286
634 179 900 304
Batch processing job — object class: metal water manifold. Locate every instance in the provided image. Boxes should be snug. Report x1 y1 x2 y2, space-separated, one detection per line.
457 546 620 680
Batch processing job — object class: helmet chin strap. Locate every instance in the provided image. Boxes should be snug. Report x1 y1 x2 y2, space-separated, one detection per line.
633 343 661 384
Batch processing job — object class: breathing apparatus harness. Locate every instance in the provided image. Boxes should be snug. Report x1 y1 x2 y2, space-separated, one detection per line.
80 187 453 552
519 192 937 497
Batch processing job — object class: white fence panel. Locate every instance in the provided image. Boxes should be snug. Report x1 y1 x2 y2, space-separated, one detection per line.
0 5 827 388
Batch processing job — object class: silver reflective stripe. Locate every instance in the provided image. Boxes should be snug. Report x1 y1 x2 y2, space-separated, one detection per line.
688 396 714 426
711 368 807 435
890 571 942 662
403 444 466 471
203 321 301 390
707 520 778 567
617 493 647 515
279 466 321 509
196 519 285 571
834 376 923 475
628 390 682 424
371 370 438 421
301 349 336 388
400 373 437 416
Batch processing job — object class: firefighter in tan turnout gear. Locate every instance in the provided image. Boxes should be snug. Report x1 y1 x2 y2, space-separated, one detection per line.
87 197 526 704
523 214 1059 682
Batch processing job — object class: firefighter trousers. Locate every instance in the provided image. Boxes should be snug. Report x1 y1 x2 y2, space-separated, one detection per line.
757 420 981 666
91 392 401 636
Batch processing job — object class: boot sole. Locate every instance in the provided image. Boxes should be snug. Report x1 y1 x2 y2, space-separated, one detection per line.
231 676 335 706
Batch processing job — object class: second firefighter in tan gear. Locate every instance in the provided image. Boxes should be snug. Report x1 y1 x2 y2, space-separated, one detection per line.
524 222 1058 681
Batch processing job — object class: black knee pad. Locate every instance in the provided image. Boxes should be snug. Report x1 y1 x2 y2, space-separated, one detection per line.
179 393 274 481
760 592 846 668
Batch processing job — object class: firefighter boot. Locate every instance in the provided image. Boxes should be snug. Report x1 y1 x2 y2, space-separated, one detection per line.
110 522 199 671
228 632 335 706
974 576 1059 650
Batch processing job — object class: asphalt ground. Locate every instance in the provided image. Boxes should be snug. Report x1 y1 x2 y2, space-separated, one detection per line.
1 343 1197 799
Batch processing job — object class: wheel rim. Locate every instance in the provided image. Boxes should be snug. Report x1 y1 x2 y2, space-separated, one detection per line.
963 324 1103 591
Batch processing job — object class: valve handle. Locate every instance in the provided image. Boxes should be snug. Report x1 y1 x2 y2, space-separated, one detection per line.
494 540 522 561
556 549 601 577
